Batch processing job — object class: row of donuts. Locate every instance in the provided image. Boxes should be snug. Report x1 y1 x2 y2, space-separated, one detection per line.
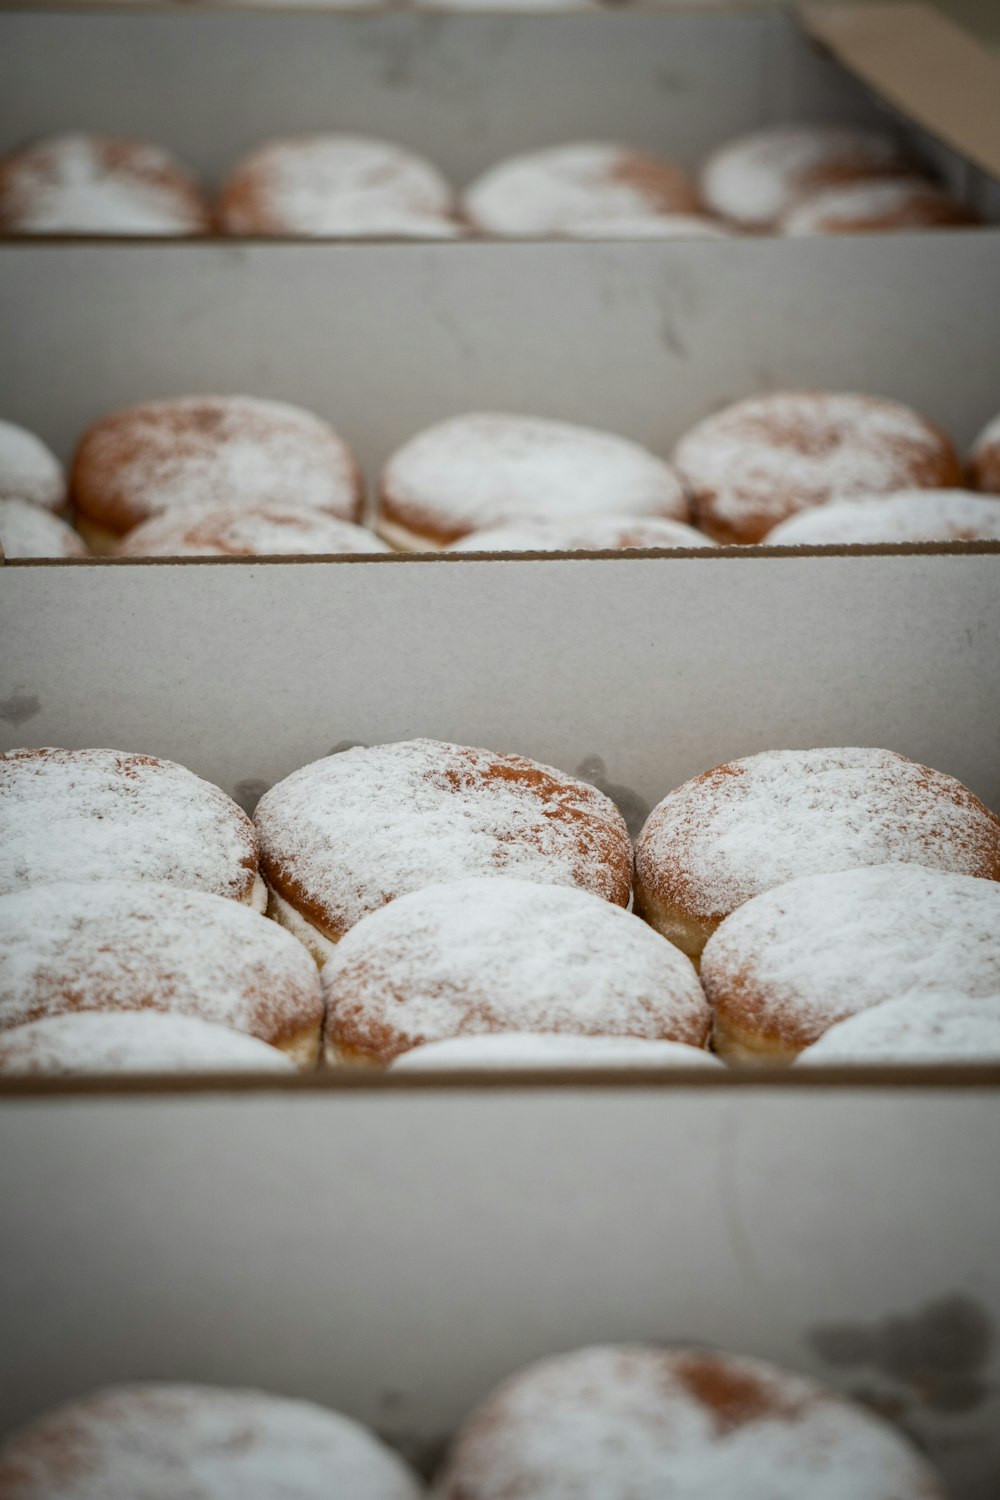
0 123 978 239
1 741 998 1074
4 394 1000 561
0 1342 950 1498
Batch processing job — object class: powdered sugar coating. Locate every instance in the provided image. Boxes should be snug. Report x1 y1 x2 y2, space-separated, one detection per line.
0 880 323 1057
219 134 457 237
463 143 700 234
673 391 961 543
0 133 210 235
380 413 688 546
256 739 632 942
392 1031 720 1070
781 177 973 235
701 865 1000 1056
449 515 714 552
324 878 708 1065
970 411 1000 494
796 991 1000 1064
635 747 1000 932
701 124 906 228
0 747 259 902
71 395 363 538
116 502 388 557
766 489 1000 545
0 499 87 559
433 1344 945 1499
0 1383 423 1499
0 420 65 510
0 1012 296 1076
566 214 731 239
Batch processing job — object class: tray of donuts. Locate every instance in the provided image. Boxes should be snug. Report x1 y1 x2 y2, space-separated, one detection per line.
0 6 998 244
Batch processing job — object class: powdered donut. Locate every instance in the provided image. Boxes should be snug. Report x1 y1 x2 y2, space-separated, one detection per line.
391 1031 720 1070
673 391 962 544
0 419 65 511
255 739 632 959
0 1012 297 1076
219 134 458 237
566 213 731 239
0 747 263 907
323 877 708 1065
0 498 87 559
432 1344 946 1499
116 502 388 558
71 395 363 552
0 1383 423 1499
796 992 1000 1065
0 880 323 1064
0 133 211 235
700 123 908 228
969 411 1000 494
448 515 714 552
781 177 975 235
633 747 1000 962
463 143 700 235
379 414 688 549
701 864 1000 1063
765 489 1000 545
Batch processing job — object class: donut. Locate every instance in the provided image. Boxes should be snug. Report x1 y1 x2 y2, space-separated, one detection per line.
116 502 389 558
969 411 1000 494
0 880 324 1064
433 1344 946 1498
0 133 211 235
0 498 87 559
448 515 714 552
765 489 1000 545
462 143 701 235
701 864 1000 1063
700 123 908 228
219 134 458 237
391 1031 721 1070
378 414 688 549
565 213 731 239
672 391 962 544
255 739 633 960
70 395 363 553
0 1012 297 1076
780 178 976 235
0 1384 423 1499
633 747 1000 962
796 992 1000 1065
0 419 65 511
323 877 708 1065
0 746 263 907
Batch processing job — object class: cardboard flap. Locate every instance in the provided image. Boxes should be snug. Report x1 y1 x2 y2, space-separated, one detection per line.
801 3 1000 180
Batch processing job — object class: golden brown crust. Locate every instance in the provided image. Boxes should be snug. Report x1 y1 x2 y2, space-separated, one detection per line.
970 433 1000 494
609 152 702 215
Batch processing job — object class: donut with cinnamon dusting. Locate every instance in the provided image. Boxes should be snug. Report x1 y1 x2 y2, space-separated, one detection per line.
969 411 1000 494
700 123 908 229
379 413 688 550
781 178 976 235
0 419 65 511
255 738 632 962
702 864 1000 1063
463 143 701 235
0 133 210 235
433 1344 947 1498
0 1384 423 1498
0 880 324 1064
116 502 387 558
673 391 962 544
70 395 363 553
323 877 709 1065
633 747 1000 962
0 746 263 908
